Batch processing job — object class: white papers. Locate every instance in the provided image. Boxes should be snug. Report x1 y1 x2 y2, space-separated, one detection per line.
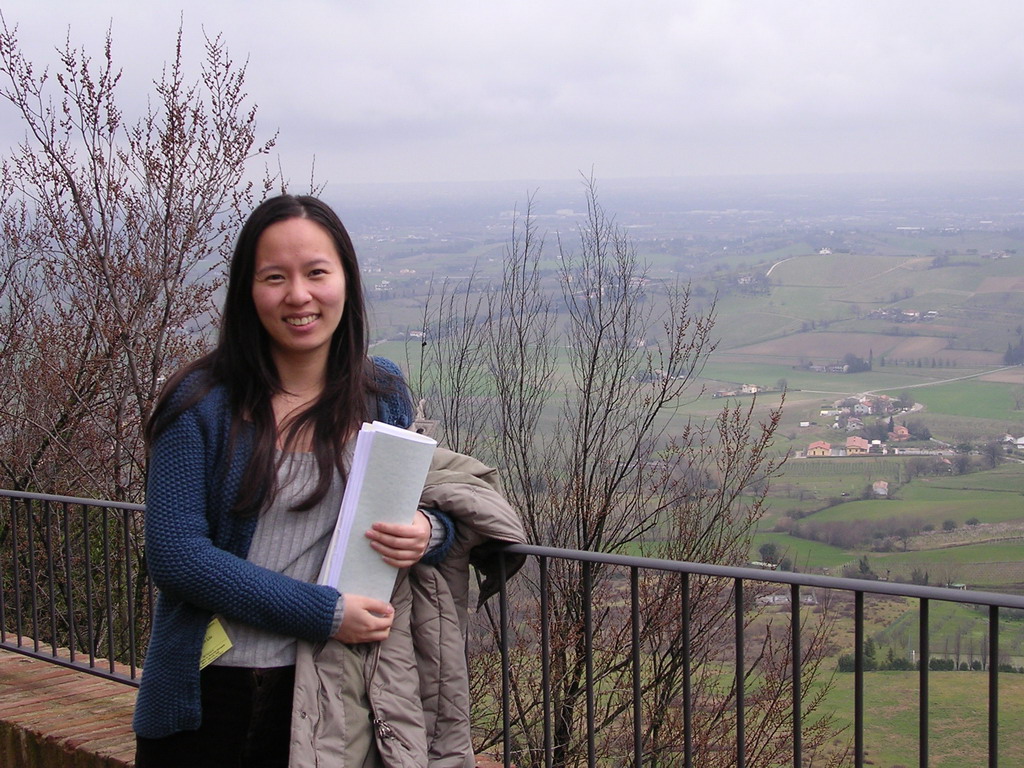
318 421 437 603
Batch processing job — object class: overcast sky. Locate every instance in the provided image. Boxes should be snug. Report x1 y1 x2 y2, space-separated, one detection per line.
2 1 1023 186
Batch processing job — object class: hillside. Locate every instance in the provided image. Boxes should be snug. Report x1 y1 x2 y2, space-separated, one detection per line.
359 180 1024 595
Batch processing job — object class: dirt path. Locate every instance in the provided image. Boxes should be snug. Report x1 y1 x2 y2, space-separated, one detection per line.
864 366 1019 395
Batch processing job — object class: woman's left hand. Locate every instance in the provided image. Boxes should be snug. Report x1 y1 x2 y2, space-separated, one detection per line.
366 509 431 568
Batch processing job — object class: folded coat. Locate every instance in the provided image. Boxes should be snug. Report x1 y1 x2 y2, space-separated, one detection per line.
289 447 527 768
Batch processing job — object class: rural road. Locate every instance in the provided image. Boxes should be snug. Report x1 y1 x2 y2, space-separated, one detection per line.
863 366 1020 394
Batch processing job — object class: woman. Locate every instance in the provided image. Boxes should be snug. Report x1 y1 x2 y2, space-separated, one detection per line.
132 195 452 767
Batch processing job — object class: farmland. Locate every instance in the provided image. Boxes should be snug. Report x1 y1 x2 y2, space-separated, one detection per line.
367 202 1024 598
355 174 1024 765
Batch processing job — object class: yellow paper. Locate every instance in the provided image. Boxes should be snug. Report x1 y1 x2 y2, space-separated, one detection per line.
199 615 233 669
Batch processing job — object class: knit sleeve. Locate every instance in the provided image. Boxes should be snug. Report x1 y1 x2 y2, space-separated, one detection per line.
371 356 414 428
144 398 340 642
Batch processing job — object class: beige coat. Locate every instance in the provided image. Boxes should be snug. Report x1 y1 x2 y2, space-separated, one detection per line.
289 448 527 768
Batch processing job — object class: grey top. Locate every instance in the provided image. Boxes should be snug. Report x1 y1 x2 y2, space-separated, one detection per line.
214 451 344 668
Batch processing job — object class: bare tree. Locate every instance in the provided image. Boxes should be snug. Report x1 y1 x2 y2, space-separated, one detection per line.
412 178 845 766
0 15 275 668
0 15 274 501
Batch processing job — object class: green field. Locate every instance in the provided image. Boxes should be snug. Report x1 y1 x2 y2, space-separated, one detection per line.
807 490 1023 526
923 465 1024 492
899 380 1024 422
820 671 1024 767
753 462 1024 590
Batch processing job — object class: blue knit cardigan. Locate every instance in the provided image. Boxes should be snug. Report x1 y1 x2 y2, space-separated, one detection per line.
133 358 420 739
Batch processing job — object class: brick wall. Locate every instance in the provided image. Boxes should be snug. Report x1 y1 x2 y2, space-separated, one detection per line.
0 646 509 767
0 648 136 768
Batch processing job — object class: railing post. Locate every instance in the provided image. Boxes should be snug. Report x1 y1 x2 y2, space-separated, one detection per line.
8 497 24 643
61 502 76 666
540 557 552 768
27 499 39 653
735 578 745 768
102 507 115 674
0 499 6 642
44 500 57 656
855 590 864 768
84 503 96 668
630 568 642 766
920 598 929 768
989 604 999 768
583 560 595 768
123 508 139 676
498 550 511 768
682 572 692 768
791 583 802 768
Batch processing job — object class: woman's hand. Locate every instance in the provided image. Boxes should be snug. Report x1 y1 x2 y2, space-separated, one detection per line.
333 594 394 644
365 509 431 568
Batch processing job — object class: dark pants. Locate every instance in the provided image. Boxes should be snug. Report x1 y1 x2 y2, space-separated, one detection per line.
135 665 295 768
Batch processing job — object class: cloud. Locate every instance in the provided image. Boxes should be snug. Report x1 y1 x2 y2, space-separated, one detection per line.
1 0 1022 183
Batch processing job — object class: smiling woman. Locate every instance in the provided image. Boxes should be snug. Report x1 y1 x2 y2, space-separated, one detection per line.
131 195 451 768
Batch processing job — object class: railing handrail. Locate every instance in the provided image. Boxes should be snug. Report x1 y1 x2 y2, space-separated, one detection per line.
4 488 1020 608
503 542 1024 610
0 488 145 513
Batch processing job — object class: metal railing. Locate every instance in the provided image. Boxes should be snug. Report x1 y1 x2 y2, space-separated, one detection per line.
488 545 1024 768
4 489 1024 766
0 489 150 685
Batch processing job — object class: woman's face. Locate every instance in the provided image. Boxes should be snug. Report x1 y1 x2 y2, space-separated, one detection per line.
251 217 347 367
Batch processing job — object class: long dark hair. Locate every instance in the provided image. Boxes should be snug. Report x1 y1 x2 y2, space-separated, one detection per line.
147 194 387 515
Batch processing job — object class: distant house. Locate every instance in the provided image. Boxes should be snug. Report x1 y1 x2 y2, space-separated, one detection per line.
807 441 831 457
888 425 911 442
846 436 870 455
872 480 889 497
854 403 873 416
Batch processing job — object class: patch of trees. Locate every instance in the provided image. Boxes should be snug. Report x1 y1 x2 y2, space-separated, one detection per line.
837 639 915 672
878 355 959 368
1005 329 1024 365
757 541 793 571
781 516 926 552
839 648 1024 674
904 420 932 441
842 353 871 373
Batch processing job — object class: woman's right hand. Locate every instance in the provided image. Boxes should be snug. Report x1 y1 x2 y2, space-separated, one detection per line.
332 594 395 644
